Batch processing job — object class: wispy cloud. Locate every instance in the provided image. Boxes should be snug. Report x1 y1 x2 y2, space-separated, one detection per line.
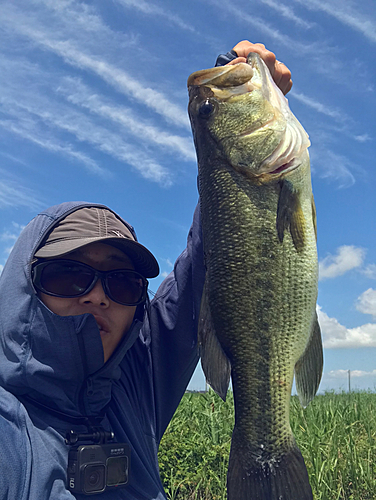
310 148 356 188
291 0 376 44
0 0 194 186
7 96 171 184
114 0 196 32
319 245 365 280
318 305 376 348
158 257 174 279
0 230 21 243
291 91 372 149
356 289 376 320
0 1 190 125
259 0 315 29
291 91 348 123
208 0 319 54
0 173 43 211
0 116 104 176
362 265 376 280
41 42 189 128
57 77 195 160
0 10 189 129
0 223 25 258
0 55 176 185
354 134 372 143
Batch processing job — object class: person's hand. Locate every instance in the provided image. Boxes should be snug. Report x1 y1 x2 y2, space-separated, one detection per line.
228 41 292 95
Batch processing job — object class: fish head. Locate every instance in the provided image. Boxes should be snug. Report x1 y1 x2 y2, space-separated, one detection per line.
187 53 310 181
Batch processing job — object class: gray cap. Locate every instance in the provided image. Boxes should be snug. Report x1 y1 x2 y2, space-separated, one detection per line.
34 207 159 278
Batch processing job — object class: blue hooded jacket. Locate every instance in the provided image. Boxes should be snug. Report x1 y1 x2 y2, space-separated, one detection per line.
0 201 205 499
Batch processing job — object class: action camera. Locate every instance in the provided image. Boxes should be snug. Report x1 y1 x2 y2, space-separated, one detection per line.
66 429 131 495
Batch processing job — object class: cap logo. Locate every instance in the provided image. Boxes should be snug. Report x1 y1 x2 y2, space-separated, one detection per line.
111 230 126 238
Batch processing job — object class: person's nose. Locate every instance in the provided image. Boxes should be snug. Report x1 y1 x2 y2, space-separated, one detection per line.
78 278 110 307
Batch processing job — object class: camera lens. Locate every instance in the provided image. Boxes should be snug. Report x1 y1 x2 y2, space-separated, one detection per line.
83 464 105 493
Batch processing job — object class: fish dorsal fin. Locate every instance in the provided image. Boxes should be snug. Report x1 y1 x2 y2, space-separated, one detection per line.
295 312 323 407
198 280 231 401
276 180 306 252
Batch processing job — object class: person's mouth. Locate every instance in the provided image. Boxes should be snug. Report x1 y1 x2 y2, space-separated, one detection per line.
93 315 110 335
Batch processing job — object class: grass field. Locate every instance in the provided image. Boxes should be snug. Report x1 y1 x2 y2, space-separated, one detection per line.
158 391 376 500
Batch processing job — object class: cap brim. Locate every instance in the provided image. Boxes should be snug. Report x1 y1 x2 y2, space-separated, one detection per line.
34 236 160 278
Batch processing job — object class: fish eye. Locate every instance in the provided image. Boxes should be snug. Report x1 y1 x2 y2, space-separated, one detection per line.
199 99 215 118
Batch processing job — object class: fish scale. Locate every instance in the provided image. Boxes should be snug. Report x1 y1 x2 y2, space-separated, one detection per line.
188 52 323 499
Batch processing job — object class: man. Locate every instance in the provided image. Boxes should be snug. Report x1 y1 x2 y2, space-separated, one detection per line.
0 42 292 499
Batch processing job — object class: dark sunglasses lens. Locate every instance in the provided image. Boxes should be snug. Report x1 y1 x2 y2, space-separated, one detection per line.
41 262 94 296
107 271 145 304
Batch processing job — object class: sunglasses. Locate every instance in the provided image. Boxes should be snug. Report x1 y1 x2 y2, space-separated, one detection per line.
32 259 148 306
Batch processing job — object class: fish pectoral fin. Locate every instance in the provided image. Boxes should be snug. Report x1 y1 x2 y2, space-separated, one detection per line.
295 311 323 407
198 281 231 401
276 180 305 253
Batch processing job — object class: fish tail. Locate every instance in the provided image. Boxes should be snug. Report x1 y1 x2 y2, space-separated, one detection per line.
227 439 313 500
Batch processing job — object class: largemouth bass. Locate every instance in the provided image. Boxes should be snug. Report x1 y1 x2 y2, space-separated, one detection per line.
187 53 323 500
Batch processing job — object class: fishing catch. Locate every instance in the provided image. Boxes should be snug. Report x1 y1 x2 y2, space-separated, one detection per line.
187 53 323 499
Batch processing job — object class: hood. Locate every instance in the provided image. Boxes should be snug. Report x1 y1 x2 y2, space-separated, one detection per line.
0 201 143 423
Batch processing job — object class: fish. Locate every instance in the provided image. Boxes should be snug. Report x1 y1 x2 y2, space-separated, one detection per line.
187 53 323 500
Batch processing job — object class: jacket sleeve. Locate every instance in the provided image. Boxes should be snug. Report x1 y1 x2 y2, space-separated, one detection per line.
0 411 29 500
146 203 205 441
0 390 74 500
215 49 238 66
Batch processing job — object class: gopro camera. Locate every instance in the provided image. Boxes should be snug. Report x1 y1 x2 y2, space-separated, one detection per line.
66 429 131 495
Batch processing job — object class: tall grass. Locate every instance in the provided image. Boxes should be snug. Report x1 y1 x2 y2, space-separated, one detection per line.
158 391 376 499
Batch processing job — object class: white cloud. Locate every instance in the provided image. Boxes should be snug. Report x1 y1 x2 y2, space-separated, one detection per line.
319 245 365 280
356 289 376 319
309 147 356 188
318 305 376 348
158 258 174 279
0 1 190 128
0 231 18 242
1 13 189 129
57 77 195 161
0 223 25 271
362 264 376 280
46 43 189 129
165 258 174 268
291 91 348 123
0 117 104 176
0 174 43 211
0 2 194 186
291 0 376 44
327 369 376 379
0 76 173 185
259 0 315 29
210 0 319 54
354 134 372 143
115 0 196 32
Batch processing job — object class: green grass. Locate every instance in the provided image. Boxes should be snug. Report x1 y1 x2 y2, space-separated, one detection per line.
158 391 376 499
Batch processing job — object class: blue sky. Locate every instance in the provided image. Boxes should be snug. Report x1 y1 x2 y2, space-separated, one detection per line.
0 0 375 393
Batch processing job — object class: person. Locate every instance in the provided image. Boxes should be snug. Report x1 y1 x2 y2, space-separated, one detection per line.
0 42 292 499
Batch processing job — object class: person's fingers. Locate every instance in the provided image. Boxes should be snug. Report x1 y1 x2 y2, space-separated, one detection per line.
273 61 293 95
226 56 247 65
231 41 293 95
